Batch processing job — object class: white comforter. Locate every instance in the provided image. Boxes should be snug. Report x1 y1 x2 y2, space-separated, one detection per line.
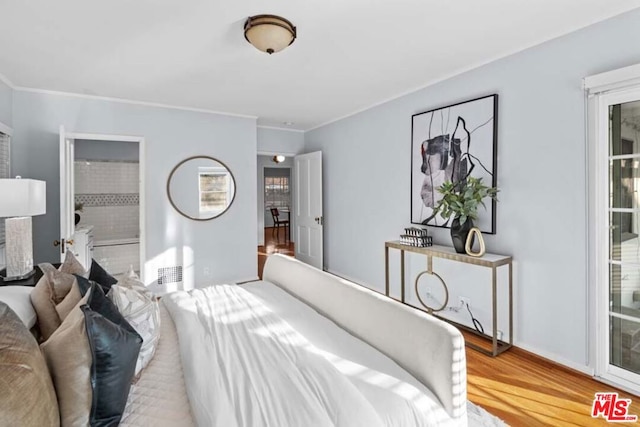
163 283 455 427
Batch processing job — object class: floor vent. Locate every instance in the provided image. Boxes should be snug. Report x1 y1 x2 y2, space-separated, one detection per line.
158 266 183 285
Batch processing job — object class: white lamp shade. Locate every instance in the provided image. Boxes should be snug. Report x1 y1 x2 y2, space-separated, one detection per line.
0 179 46 217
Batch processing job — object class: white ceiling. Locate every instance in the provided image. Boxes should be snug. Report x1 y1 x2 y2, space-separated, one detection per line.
0 0 638 130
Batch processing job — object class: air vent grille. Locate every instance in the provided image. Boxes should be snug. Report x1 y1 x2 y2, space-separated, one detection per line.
158 266 182 285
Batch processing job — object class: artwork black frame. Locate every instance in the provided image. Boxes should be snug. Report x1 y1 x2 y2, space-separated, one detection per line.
410 94 498 234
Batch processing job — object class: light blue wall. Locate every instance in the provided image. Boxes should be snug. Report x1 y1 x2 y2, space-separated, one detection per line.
11 91 257 288
0 79 12 128
257 127 305 154
305 9 640 368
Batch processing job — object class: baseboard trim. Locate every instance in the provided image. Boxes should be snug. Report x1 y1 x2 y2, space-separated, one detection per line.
514 343 593 376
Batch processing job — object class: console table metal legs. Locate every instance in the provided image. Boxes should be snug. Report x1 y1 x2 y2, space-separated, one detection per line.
384 241 513 357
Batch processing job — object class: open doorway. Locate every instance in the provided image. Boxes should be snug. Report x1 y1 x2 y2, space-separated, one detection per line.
257 154 294 277
59 128 145 280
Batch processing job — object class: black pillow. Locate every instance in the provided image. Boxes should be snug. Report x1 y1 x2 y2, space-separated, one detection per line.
88 259 118 293
82 282 142 427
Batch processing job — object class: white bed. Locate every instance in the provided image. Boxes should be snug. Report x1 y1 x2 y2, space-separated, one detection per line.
151 254 467 427
120 303 195 426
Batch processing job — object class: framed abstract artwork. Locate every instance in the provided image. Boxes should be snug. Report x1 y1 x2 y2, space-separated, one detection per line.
410 94 498 233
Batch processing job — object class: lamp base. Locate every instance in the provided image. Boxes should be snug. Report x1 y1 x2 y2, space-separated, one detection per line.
0 268 36 281
5 216 35 279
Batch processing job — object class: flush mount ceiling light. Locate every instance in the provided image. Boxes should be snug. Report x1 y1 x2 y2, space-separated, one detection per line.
272 155 286 163
244 15 296 55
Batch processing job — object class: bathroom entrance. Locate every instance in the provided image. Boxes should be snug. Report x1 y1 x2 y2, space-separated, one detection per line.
59 128 145 279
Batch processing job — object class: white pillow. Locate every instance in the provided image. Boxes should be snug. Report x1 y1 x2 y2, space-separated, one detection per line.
108 269 160 376
0 286 37 328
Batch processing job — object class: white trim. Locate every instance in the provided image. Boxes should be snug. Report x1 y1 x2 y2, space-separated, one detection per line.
515 343 594 376
0 121 13 136
15 86 258 120
588 81 640 394
584 63 640 94
257 150 299 157
66 132 143 142
257 125 304 133
63 131 147 283
0 72 15 90
232 276 260 285
594 375 640 398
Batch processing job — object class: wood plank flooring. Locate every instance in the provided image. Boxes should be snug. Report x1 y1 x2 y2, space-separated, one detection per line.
257 232 640 425
258 227 294 279
463 332 640 426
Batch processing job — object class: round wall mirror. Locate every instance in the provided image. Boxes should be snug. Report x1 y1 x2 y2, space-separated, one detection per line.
167 156 236 221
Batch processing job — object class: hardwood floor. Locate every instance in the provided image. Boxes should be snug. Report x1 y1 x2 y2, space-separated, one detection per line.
257 233 640 425
258 227 294 278
463 332 640 426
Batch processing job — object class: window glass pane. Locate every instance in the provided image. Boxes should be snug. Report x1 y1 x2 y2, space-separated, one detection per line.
264 173 290 208
200 173 227 192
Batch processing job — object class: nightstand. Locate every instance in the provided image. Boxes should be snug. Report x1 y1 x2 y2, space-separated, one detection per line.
0 266 45 287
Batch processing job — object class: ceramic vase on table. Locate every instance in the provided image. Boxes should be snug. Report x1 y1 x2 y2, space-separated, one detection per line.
450 217 474 254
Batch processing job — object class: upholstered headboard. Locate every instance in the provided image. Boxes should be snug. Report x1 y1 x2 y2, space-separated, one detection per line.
262 254 467 422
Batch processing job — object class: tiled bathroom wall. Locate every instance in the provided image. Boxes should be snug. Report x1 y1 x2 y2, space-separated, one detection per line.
74 160 140 242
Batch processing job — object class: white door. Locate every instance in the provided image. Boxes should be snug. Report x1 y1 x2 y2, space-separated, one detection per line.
593 86 640 393
59 125 76 262
294 151 323 269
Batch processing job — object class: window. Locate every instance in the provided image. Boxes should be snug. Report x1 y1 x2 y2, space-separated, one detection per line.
264 168 290 209
199 167 232 214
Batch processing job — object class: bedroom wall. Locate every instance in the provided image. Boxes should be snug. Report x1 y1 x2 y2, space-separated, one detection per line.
0 78 12 128
10 90 258 290
257 126 305 154
304 8 640 370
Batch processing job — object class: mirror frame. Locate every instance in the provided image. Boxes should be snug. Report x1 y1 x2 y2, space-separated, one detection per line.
166 155 237 221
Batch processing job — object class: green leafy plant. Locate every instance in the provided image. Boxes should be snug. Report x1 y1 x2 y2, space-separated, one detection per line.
74 202 84 212
432 177 498 225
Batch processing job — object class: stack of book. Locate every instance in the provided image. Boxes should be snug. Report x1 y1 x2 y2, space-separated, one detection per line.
400 227 432 247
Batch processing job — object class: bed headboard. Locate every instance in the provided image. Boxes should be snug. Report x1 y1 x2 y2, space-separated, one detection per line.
262 254 467 421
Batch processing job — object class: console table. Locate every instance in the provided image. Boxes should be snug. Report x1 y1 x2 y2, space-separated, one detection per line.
384 241 513 356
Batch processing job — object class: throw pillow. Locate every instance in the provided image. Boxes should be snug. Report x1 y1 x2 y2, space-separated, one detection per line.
31 266 85 340
59 251 88 277
89 259 118 293
0 302 60 427
108 283 161 376
41 282 142 427
40 292 93 427
83 282 142 426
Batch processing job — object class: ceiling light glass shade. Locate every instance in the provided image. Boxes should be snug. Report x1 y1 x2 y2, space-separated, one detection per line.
272 155 286 163
244 15 296 54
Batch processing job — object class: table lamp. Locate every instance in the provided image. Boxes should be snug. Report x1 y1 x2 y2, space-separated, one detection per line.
0 177 46 280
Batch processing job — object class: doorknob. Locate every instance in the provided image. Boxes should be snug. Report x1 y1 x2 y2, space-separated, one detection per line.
314 216 323 225
67 239 74 246
53 240 60 247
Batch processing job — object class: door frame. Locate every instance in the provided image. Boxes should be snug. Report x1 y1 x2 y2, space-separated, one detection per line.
257 151 297 247
62 129 146 281
587 65 640 393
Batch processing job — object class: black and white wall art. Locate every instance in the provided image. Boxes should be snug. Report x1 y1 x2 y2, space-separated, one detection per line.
411 94 498 233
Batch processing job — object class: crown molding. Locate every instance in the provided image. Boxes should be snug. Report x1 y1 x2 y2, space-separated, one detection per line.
0 72 16 89
14 86 259 120
257 125 304 133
